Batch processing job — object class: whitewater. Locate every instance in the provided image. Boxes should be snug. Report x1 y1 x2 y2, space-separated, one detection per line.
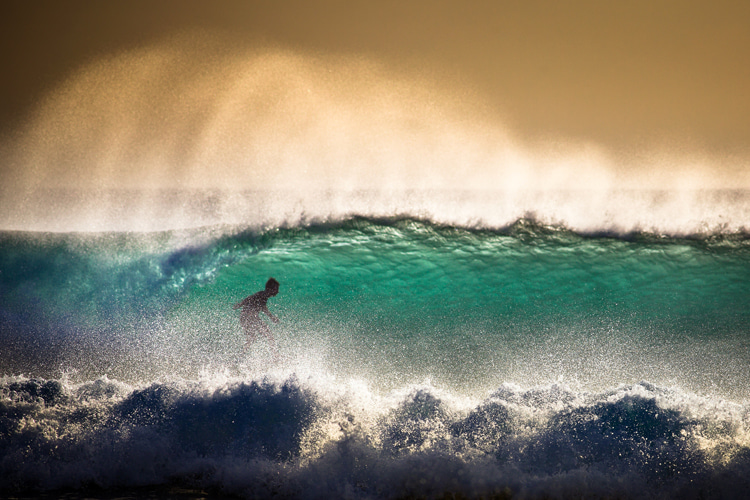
2 41 750 499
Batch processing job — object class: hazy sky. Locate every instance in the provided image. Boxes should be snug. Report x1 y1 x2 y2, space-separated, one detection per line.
2 0 749 153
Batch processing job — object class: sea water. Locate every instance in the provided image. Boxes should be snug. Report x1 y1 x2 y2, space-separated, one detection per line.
2 190 749 499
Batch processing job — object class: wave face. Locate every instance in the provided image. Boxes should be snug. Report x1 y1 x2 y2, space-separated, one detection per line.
1 217 750 498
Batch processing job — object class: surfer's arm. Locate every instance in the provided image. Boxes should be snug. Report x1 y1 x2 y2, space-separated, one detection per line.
262 305 280 323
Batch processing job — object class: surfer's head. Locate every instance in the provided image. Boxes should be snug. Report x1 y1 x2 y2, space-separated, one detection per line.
266 277 280 296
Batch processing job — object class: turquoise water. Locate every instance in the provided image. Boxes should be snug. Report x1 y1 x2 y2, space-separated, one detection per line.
2 216 750 498
3 217 748 396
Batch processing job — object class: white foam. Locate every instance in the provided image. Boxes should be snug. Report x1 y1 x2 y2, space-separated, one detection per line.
2 374 748 498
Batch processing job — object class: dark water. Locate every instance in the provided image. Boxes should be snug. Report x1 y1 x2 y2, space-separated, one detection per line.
2 216 750 498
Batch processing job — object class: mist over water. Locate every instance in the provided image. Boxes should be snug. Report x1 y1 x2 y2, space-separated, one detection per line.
1 35 748 233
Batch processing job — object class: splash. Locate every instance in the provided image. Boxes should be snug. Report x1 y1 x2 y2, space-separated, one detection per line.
1 33 748 232
2 374 749 499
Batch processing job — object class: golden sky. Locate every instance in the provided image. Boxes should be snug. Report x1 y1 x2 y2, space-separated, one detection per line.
1 0 749 198
3 0 749 153
2 0 749 233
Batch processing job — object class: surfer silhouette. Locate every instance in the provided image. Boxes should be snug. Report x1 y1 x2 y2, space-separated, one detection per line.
233 278 280 356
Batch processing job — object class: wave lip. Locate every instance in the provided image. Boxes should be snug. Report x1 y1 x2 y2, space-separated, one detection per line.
1 376 749 498
1 188 749 236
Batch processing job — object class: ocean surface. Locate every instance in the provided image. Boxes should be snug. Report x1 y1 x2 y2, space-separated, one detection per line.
2 190 750 499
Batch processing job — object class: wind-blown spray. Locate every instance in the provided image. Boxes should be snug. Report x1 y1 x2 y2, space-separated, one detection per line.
1 35 749 499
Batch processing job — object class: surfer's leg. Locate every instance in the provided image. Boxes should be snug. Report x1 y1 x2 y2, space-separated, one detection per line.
241 318 260 352
258 322 279 360
243 334 256 352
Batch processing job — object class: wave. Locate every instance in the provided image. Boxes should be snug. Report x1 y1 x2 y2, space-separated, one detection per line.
2 217 750 497
1 375 748 499
2 216 750 398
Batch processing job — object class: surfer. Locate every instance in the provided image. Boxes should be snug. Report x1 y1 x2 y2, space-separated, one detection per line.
233 278 280 356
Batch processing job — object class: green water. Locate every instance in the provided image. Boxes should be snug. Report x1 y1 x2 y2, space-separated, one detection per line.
2 218 749 397
160 219 750 396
